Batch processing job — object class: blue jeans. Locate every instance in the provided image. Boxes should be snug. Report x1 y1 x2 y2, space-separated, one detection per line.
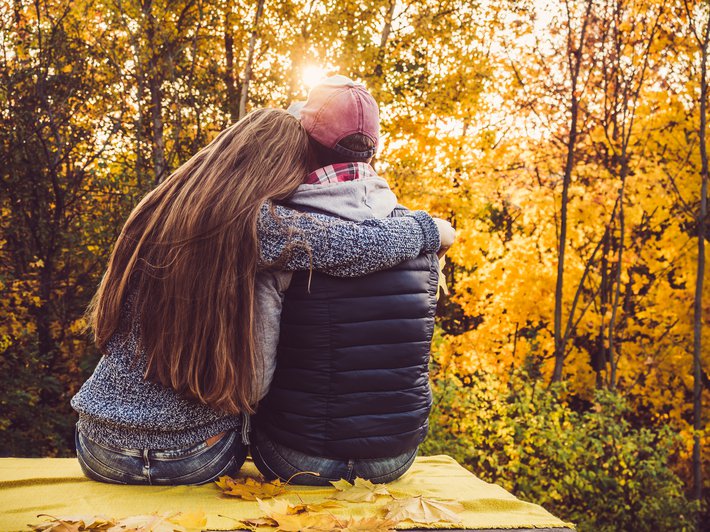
75 429 247 485
251 428 417 486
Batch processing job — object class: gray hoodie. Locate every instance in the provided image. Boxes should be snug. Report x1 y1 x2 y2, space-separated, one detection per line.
252 164 399 401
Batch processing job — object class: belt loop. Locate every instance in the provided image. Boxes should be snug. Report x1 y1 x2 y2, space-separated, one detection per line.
142 449 152 485
241 412 251 445
346 458 355 482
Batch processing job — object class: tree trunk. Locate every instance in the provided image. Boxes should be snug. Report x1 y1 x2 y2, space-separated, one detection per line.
224 7 239 123
552 93 577 383
239 0 265 119
36 258 54 355
692 10 709 506
134 41 147 189
595 227 611 386
594 0 658 389
607 156 628 389
373 0 396 79
552 0 594 383
144 0 167 184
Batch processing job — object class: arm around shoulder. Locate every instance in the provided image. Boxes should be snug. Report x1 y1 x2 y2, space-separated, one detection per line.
256 202 440 277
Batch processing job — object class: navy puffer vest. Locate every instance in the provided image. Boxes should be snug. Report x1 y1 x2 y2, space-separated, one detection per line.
256 243 438 459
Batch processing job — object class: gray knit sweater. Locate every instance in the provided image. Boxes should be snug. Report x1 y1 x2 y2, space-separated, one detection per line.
71 202 440 450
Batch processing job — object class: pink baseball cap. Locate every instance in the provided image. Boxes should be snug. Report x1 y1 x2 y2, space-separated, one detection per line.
299 75 379 159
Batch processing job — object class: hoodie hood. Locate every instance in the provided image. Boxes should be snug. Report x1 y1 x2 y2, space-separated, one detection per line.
286 163 397 222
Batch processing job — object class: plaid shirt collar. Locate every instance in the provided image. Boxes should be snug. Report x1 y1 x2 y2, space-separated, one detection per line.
304 162 377 185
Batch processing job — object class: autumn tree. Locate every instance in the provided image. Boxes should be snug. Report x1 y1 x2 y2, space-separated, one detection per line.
0 0 123 454
679 0 710 510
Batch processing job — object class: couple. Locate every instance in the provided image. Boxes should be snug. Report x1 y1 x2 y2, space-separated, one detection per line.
71 76 455 486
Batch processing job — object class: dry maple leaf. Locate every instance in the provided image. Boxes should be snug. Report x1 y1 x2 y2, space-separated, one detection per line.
338 516 398 531
382 496 463 524
31 512 205 532
107 513 184 532
269 512 340 532
330 477 391 502
214 475 233 491
167 510 206 531
32 522 82 532
32 514 115 532
255 498 294 516
239 516 279 528
255 497 343 516
295 500 344 513
246 502 337 531
246 497 399 531
215 475 286 500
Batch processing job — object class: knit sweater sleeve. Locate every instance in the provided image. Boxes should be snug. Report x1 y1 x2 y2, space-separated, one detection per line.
257 202 440 277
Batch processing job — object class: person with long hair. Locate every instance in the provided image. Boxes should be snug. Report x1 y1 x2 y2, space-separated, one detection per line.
71 108 448 485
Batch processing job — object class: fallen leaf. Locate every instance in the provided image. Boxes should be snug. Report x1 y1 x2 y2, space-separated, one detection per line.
108 513 182 531
330 477 391 502
31 523 81 532
216 475 286 500
330 479 355 491
256 498 294 516
245 500 338 531
296 500 344 513
31 512 205 532
214 476 233 491
239 516 279 528
244 498 401 531
168 510 206 530
268 512 340 531
255 498 343 516
32 514 115 531
31 517 81 532
339 516 398 531
382 496 464 524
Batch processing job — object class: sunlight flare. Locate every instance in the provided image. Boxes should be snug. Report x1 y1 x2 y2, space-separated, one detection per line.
302 65 327 88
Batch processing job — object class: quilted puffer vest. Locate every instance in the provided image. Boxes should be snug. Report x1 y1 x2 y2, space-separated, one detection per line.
255 250 438 459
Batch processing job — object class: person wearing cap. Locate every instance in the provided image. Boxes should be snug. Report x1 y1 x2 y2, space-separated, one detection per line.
249 76 450 485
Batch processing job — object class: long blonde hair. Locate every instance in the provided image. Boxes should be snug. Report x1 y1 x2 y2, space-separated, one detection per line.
88 108 309 414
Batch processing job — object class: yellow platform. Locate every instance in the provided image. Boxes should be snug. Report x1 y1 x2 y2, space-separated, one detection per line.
0 455 573 531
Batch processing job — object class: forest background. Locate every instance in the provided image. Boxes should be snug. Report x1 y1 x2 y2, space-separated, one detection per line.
1 0 709 529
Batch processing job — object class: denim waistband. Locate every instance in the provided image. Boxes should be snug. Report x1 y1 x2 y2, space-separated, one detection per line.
76 414 242 450
76 429 248 485
80 430 231 460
